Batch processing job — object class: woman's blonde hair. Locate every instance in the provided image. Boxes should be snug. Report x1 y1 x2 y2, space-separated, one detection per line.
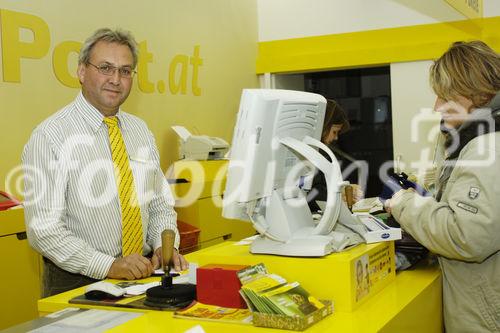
430 40 500 108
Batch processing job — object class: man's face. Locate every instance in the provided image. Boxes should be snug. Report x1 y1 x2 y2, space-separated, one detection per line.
434 95 473 130
77 41 134 116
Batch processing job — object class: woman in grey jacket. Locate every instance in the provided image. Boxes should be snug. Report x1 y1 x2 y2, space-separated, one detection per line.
386 41 500 333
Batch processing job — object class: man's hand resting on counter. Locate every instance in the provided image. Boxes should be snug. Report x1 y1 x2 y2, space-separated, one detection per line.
107 253 154 280
151 246 189 272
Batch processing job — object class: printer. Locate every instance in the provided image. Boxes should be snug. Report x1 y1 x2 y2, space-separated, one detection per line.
172 126 229 160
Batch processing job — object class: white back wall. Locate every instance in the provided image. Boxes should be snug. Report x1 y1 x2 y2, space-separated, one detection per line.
257 0 500 41
390 61 440 178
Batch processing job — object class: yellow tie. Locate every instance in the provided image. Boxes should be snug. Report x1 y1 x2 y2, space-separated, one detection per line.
104 116 144 256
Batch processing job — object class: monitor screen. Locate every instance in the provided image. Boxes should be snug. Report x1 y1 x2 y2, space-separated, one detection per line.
223 89 326 220
222 89 356 256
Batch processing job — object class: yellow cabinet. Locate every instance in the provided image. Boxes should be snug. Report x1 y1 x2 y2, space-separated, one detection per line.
171 160 256 249
0 208 41 330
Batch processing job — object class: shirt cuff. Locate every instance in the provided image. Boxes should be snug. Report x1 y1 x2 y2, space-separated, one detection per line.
83 251 116 280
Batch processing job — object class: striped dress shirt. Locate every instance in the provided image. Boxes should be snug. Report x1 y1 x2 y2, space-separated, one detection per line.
23 92 179 279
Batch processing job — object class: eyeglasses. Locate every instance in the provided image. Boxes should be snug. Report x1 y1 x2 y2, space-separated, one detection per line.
87 62 136 78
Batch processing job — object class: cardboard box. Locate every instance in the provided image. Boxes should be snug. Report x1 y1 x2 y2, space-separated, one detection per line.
252 300 334 331
355 213 402 243
196 263 249 308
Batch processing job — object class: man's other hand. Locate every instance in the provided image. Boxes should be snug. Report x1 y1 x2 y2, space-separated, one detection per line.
151 247 189 272
107 254 154 280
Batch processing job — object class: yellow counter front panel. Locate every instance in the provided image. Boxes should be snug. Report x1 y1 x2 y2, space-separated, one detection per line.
187 241 396 312
0 208 41 330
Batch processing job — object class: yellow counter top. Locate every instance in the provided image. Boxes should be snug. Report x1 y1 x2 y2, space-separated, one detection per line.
37 242 442 332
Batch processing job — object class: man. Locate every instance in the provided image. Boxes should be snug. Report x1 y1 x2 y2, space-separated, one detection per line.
23 28 188 297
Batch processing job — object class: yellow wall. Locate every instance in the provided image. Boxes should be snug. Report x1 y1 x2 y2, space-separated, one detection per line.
0 1 259 197
256 17 500 74
256 16 500 178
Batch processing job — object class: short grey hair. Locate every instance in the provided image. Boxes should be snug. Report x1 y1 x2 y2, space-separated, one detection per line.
79 28 139 68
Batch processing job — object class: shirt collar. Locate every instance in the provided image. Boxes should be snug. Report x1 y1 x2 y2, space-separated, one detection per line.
75 91 129 132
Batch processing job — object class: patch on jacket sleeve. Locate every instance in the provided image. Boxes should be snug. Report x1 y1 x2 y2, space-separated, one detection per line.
468 187 480 200
457 201 478 214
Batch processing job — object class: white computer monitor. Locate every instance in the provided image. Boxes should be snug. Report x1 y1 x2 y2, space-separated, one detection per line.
223 89 353 256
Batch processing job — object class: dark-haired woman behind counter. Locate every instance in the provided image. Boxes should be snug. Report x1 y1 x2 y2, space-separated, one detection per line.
307 99 363 212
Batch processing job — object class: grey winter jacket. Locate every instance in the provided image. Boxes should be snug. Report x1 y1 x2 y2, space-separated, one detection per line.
392 93 500 333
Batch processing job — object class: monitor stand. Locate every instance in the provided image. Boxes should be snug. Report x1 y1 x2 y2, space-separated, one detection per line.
249 189 359 257
250 235 333 257
248 136 358 257
250 232 350 257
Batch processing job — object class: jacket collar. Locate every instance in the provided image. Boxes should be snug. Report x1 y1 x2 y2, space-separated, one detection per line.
456 92 500 133
486 91 500 113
